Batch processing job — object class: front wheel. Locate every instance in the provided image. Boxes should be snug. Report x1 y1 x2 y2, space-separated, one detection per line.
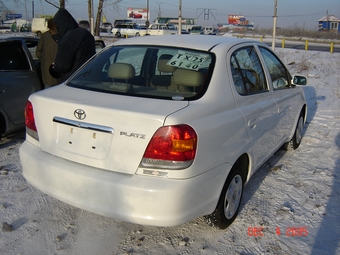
115 32 121 38
290 115 304 149
210 164 244 229
282 114 304 150
135 32 140 36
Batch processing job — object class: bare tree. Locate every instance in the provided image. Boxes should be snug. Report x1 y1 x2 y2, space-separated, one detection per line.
94 0 122 36
42 0 122 36
44 0 64 9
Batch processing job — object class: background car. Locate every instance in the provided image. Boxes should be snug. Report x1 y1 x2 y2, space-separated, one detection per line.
0 35 42 141
189 25 203 34
20 35 307 230
100 22 113 33
78 20 90 31
0 36 105 142
111 23 147 37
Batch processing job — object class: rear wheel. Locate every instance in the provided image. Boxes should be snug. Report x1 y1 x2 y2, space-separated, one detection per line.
0 115 5 142
210 164 244 229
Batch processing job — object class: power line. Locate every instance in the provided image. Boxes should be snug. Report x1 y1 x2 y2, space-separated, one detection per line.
244 11 325 18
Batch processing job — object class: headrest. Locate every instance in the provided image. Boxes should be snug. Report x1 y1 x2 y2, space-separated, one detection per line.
173 69 204 87
158 54 176 73
108 63 135 80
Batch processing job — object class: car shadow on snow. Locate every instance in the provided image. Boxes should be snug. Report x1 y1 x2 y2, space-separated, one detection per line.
311 132 340 255
302 85 319 124
0 129 25 149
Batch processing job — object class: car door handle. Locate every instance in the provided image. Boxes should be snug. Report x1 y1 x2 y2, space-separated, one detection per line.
248 118 257 128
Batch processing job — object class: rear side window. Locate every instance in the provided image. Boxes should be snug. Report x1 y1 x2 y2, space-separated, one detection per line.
230 46 267 95
0 42 30 71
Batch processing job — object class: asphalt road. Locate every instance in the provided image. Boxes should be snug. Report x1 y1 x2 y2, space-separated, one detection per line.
99 32 340 53
263 39 340 53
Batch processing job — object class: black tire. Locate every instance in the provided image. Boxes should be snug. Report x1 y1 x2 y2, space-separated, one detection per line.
211 163 244 229
282 114 304 150
0 115 5 142
290 115 304 150
135 32 140 36
115 32 121 38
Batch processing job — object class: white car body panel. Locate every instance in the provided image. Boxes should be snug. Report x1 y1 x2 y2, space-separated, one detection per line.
30 85 188 175
20 141 231 226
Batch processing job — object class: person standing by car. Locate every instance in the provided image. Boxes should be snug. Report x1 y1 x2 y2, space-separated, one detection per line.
49 8 95 82
36 18 61 88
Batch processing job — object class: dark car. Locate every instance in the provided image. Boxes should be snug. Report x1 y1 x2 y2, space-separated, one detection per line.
79 20 90 31
0 35 42 141
0 35 105 141
100 22 113 33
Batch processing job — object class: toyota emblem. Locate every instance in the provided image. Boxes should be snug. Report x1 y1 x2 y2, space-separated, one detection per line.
74 109 86 120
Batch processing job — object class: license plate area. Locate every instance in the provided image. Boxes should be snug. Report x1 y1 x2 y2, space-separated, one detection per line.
53 117 114 159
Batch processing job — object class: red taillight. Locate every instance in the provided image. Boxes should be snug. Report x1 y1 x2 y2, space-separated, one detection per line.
25 101 37 132
143 125 197 162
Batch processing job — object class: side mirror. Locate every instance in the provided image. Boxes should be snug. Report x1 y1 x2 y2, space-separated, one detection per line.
292 75 307 86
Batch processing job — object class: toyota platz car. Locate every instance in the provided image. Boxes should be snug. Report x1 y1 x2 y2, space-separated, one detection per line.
20 35 307 229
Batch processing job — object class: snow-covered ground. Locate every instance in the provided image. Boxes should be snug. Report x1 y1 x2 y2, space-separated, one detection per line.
0 46 339 255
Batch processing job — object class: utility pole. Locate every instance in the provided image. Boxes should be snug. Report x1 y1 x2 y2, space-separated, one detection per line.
156 2 162 18
272 0 277 50
178 0 182 34
196 8 216 26
90 0 94 35
146 0 149 27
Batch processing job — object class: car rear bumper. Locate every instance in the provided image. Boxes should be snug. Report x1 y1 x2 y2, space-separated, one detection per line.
19 141 228 227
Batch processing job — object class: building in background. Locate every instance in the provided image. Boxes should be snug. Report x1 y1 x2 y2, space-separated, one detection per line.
318 15 340 32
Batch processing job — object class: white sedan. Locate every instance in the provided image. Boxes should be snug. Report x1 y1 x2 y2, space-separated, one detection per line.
20 35 307 229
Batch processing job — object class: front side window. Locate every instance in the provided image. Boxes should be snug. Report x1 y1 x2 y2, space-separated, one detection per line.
230 46 267 95
68 45 214 101
259 47 290 90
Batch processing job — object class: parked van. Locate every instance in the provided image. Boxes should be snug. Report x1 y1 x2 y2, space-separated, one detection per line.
31 18 48 37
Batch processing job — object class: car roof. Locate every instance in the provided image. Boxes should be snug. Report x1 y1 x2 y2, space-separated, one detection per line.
0 34 39 42
113 34 258 51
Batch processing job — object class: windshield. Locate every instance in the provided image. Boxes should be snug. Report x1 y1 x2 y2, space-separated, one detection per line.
68 45 215 101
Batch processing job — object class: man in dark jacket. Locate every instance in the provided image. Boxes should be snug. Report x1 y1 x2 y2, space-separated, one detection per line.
50 8 95 82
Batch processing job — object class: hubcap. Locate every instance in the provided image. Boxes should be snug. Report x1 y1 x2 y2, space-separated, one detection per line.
224 174 243 219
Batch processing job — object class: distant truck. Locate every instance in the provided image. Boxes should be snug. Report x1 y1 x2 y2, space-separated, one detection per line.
31 18 48 37
146 23 177 36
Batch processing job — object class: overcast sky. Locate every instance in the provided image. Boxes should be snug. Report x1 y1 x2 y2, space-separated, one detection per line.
3 0 340 28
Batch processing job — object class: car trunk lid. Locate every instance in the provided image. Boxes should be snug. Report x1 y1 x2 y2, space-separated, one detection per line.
30 85 188 175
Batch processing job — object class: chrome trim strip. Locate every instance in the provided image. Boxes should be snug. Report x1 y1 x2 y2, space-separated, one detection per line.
53 117 114 134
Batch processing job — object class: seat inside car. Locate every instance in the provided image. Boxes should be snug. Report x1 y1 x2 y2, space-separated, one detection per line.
171 68 204 93
150 54 176 88
108 63 135 92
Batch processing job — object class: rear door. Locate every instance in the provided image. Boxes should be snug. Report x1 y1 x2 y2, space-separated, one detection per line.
0 39 41 125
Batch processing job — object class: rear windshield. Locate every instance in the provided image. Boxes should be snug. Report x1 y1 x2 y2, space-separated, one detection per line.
68 45 215 101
